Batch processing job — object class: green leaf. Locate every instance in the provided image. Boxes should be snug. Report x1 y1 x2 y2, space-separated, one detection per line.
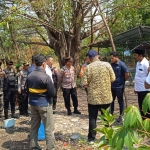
124 109 132 128
106 128 114 139
142 93 150 115
116 130 126 150
143 119 150 133
111 130 120 148
94 128 105 134
137 145 150 150
124 132 133 149
129 112 137 127
131 131 140 144
117 136 124 150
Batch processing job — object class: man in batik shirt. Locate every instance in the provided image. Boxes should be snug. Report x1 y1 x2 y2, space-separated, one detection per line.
82 49 115 143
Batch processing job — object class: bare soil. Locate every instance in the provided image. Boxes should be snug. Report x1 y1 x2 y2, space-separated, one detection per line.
0 86 138 150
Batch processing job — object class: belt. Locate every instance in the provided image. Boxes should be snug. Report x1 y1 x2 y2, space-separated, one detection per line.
29 88 47 94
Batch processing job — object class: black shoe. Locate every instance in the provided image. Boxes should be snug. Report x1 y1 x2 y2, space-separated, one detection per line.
4 113 8 119
11 113 19 118
67 110 72 115
53 104 56 110
20 112 25 116
74 110 81 114
25 113 29 117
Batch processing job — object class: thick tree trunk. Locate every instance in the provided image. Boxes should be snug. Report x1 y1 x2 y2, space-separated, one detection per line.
51 34 81 77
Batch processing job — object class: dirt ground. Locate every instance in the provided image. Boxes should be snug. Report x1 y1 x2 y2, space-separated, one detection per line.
0 85 138 150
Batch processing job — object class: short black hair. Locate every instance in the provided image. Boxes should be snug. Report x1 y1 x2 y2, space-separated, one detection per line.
32 54 38 63
35 54 46 66
110 52 118 57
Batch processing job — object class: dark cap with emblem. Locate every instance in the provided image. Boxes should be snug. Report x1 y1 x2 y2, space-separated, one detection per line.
134 48 146 55
87 49 98 58
64 57 73 64
35 54 46 66
6 60 13 65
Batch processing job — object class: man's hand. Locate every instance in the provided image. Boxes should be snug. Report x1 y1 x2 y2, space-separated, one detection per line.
18 90 21 94
134 90 137 94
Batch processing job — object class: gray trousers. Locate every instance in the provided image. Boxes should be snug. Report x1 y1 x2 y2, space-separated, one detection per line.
30 104 56 150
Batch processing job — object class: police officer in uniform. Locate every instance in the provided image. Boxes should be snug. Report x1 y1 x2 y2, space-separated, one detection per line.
0 59 5 119
58 57 81 115
3 60 18 119
18 62 29 116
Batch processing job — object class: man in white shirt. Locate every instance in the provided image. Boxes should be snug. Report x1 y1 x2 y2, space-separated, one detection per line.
45 56 53 83
145 73 150 89
134 48 150 119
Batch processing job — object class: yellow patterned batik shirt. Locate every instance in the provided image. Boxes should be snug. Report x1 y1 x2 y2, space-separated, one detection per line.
82 59 115 105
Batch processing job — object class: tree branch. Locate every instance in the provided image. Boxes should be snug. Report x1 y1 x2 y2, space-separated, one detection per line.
17 41 49 46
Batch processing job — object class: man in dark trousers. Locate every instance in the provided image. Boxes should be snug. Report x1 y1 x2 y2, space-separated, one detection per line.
110 52 129 123
58 57 81 115
0 60 5 119
27 54 55 150
3 60 18 119
17 62 29 116
134 48 150 119
82 49 115 143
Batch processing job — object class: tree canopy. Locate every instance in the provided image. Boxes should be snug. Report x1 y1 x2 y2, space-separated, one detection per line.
0 0 150 67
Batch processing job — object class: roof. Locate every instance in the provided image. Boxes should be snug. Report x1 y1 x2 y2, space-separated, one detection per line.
92 26 150 49
114 26 150 48
131 41 150 51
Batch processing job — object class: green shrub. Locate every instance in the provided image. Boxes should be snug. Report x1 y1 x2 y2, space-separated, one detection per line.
95 93 150 150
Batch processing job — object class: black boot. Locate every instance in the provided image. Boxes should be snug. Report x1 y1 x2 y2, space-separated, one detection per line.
74 108 81 114
24 111 30 117
67 109 72 115
4 113 8 119
53 104 56 110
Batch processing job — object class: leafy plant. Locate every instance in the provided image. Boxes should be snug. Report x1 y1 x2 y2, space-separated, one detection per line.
95 93 150 150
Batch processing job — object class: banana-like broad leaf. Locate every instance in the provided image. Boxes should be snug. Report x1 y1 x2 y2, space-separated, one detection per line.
124 132 133 149
142 93 150 115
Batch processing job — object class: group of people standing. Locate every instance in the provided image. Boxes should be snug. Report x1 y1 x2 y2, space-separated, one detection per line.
0 47 150 149
0 60 29 120
81 48 150 143
27 54 81 150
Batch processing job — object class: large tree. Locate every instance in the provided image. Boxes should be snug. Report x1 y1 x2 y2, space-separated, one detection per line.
0 0 113 70
1 0 150 70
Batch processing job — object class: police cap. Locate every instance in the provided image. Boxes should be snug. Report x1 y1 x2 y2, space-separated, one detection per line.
6 60 13 65
64 57 73 63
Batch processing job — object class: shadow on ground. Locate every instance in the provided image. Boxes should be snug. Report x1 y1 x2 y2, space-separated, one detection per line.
2 139 30 150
